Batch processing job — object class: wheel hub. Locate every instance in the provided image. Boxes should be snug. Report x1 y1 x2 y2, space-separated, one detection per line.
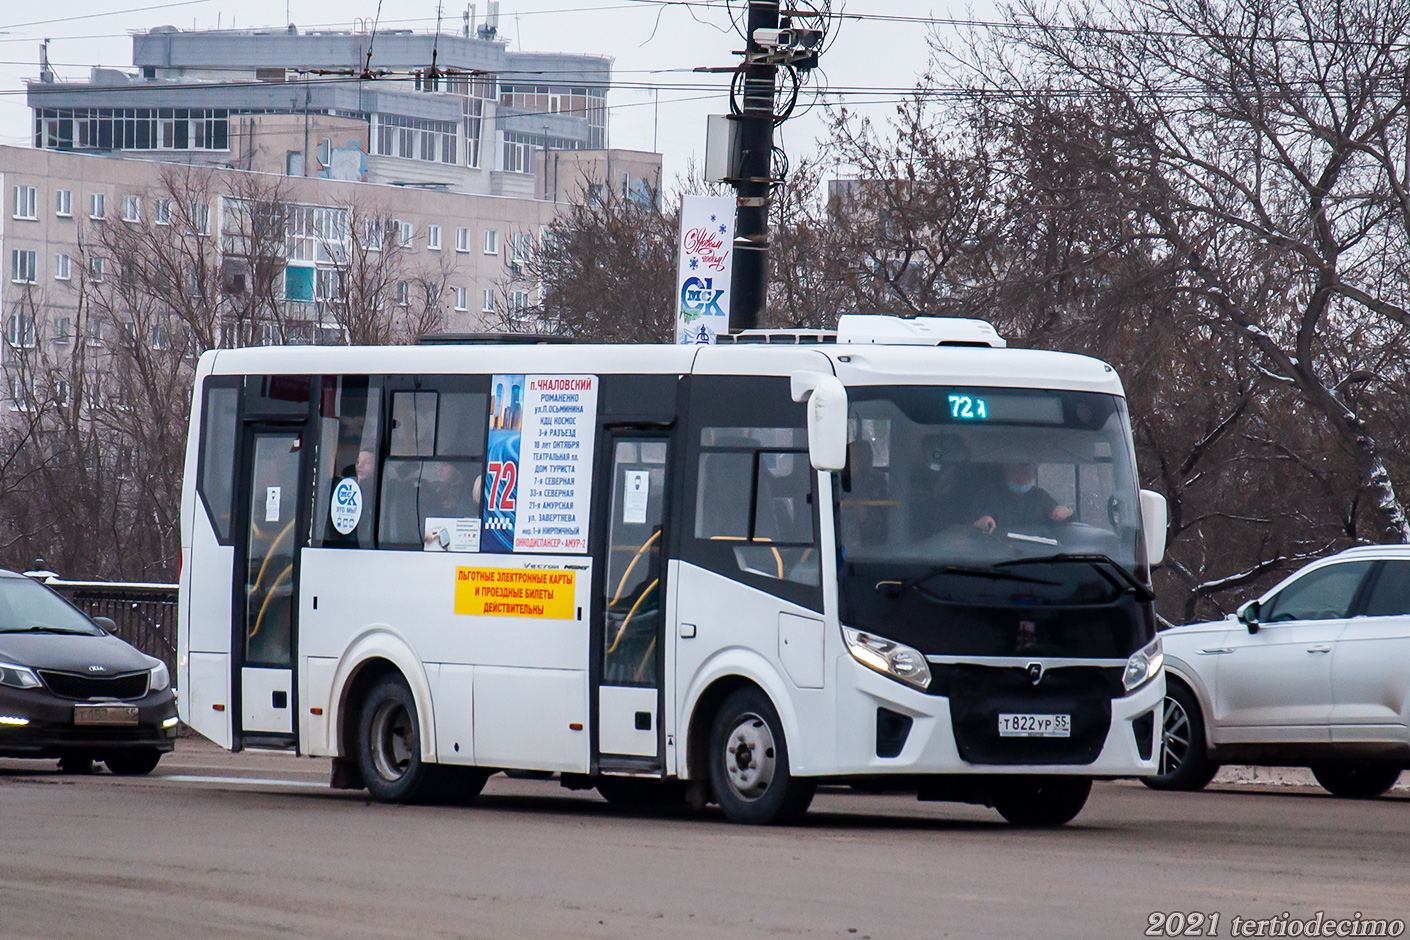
369 700 414 782
723 713 776 801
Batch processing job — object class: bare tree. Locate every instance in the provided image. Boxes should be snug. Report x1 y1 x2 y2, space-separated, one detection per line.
960 0 1410 543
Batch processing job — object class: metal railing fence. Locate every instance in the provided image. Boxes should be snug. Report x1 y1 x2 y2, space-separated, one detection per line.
42 578 179 674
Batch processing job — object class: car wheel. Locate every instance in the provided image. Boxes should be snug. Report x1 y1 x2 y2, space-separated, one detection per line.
57 755 97 774
992 776 1092 826
1310 761 1403 799
596 777 687 808
1143 681 1220 791
104 749 162 776
357 674 437 804
708 687 814 825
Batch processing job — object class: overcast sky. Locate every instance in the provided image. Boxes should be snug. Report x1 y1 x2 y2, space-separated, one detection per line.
0 1 963 182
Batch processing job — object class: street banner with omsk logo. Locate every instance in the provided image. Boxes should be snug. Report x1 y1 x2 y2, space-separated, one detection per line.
675 194 736 344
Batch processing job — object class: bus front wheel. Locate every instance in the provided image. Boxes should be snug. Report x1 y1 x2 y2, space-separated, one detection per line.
708 687 815 825
357 674 437 804
991 776 1091 826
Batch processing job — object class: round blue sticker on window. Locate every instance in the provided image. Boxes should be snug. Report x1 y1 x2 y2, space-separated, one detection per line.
330 477 363 535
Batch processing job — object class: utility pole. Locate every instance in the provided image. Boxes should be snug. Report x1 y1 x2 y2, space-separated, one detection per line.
728 0 781 332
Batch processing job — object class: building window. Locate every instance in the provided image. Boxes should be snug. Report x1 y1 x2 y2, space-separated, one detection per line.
155 198 172 225
362 218 384 252
13 185 38 220
191 202 211 235
395 281 410 306
484 229 499 255
6 314 37 348
481 289 496 313
396 220 413 248
53 318 72 344
456 226 470 253
151 325 169 349
90 193 107 220
509 289 532 313
453 286 468 311
88 256 106 283
510 231 532 269
55 189 72 218
8 373 36 411
34 107 229 152
373 113 457 165
55 253 72 281
122 195 141 223
427 224 442 251
11 250 37 284
501 133 535 174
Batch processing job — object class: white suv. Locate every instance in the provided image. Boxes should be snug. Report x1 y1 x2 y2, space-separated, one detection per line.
1147 546 1409 797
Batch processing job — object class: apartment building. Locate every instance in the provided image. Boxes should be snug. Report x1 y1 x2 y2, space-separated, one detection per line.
28 23 616 198
0 142 660 410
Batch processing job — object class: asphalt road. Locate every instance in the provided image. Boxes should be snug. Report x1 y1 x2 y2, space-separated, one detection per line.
2 737 1406 940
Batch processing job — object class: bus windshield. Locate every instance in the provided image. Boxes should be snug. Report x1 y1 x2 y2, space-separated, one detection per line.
838 386 1150 658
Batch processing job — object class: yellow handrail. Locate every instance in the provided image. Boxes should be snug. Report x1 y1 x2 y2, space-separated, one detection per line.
605 578 658 655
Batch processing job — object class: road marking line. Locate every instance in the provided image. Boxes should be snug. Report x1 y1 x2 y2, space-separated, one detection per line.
161 774 329 789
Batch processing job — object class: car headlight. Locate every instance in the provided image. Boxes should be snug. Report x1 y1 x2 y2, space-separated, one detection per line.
148 661 171 692
0 662 41 690
1123 636 1163 693
843 627 932 691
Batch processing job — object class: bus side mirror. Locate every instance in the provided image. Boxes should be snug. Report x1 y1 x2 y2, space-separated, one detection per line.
791 371 848 471
1140 489 1168 566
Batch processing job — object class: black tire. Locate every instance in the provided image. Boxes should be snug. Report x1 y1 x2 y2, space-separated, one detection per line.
708 686 815 825
596 777 687 808
1310 761 1403 799
57 755 96 774
992 776 1092 826
357 674 438 804
1143 681 1220 792
104 749 162 776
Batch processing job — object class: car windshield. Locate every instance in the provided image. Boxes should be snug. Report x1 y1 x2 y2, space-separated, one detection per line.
840 386 1145 573
0 578 104 635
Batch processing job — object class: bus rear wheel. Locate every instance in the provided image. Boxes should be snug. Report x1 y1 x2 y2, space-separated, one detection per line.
991 776 1091 826
708 687 814 825
358 674 440 804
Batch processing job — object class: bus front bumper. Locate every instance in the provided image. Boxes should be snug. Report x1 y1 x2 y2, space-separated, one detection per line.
832 655 1164 778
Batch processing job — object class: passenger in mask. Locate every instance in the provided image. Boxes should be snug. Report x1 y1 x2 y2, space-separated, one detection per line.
971 462 1073 535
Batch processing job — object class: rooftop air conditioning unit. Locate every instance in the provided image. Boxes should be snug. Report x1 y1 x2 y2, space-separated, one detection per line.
835 315 1006 348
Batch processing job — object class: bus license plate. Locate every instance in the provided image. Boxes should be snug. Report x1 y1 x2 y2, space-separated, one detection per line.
74 704 139 727
998 713 1070 738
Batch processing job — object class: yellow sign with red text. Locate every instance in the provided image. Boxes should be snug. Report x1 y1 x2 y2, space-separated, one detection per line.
454 566 576 619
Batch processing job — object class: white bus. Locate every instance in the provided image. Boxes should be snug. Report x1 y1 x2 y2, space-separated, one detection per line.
177 315 1168 825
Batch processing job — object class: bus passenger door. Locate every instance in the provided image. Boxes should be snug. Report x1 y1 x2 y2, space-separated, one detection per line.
233 425 310 748
594 433 671 771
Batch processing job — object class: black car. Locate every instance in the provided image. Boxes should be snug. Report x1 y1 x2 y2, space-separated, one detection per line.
0 570 177 774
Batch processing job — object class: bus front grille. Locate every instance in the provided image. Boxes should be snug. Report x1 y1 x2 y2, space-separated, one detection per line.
940 665 1120 766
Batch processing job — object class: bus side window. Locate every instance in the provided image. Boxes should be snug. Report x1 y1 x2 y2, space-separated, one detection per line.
197 380 240 544
378 385 488 550
687 383 822 611
312 376 382 549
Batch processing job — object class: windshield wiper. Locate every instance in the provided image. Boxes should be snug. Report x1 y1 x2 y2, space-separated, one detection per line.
0 624 91 635
877 565 1061 598
994 553 1155 602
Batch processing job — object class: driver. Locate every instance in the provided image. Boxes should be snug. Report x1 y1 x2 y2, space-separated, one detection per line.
972 462 1073 535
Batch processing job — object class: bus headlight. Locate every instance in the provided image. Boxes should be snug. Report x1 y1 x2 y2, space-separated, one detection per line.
0 662 41 690
843 627 931 691
1123 637 1163 693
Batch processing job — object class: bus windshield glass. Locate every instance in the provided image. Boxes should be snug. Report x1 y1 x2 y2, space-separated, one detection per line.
838 386 1150 657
